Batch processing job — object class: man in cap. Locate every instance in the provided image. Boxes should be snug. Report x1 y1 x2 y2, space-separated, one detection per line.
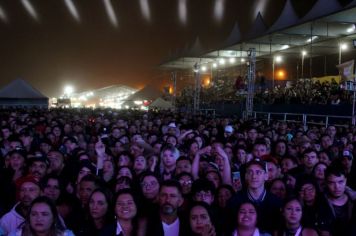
0 175 41 235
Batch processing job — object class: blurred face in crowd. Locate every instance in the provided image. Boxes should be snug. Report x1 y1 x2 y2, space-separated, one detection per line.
176 159 192 175
245 164 268 190
267 162 280 182
205 171 221 189
30 203 54 235
117 167 133 180
281 158 297 174
313 162 327 181
194 191 214 205
270 179 286 199
29 161 48 179
327 126 337 139
79 180 97 206
89 191 109 220
159 186 183 216
19 182 41 207
118 154 131 167
141 175 160 200
189 142 199 156
189 205 212 235
318 152 331 166
217 187 233 208
252 144 268 158
178 175 193 195
237 203 257 229
47 151 64 174
115 193 137 220
327 174 346 199
283 200 302 226
166 136 177 146
247 129 258 142
77 167 92 184
236 148 247 164
1 127 11 139
321 135 333 149
130 144 143 158
20 134 33 147
303 151 318 170
133 156 147 173
275 142 287 156
162 150 176 169
43 178 61 202
299 183 316 204
9 140 22 151
9 152 25 171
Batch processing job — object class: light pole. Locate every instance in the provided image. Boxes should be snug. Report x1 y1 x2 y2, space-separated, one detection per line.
272 56 282 89
301 50 307 79
339 43 347 65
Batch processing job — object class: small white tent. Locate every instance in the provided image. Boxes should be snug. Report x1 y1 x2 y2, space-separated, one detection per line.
0 79 48 108
149 97 174 110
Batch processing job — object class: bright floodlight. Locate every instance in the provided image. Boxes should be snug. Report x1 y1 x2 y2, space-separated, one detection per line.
302 50 307 56
280 45 289 50
219 58 225 65
241 58 245 63
201 66 207 72
274 56 282 63
340 43 347 51
64 85 74 95
64 0 80 22
103 0 118 27
229 57 236 64
21 0 39 21
212 63 218 68
346 25 355 33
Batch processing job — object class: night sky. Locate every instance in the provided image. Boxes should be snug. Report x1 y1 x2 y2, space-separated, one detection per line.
0 0 352 97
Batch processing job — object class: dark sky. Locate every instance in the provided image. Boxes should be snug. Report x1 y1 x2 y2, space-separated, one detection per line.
0 0 349 97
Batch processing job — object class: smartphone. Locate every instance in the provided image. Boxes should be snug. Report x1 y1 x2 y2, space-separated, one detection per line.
232 171 242 191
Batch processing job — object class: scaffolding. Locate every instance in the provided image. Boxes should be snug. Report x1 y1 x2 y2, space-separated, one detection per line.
193 63 201 114
244 48 256 120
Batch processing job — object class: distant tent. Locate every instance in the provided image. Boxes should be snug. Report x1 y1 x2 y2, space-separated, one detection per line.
222 22 241 48
347 0 356 7
185 37 204 57
149 97 174 110
301 0 342 22
0 79 48 108
268 0 299 33
122 85 162 108
245 12 268 40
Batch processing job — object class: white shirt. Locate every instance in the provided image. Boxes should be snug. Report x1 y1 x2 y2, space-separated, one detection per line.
162 218 180 236
116 221 123 235
233 228 261 236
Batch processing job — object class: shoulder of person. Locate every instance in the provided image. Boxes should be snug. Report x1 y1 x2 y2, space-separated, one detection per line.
63 229 75 236
301 227 318 236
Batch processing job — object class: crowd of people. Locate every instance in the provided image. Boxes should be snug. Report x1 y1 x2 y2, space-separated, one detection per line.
0 108 355 236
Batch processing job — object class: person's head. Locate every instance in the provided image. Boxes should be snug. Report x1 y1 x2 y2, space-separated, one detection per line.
115 176 132 192
8 148 27 172
205 170 222 189
77 160 96 184
269 178 287 200
140 172 160 200
326 125 337 139
321 135 333 150
189 202 215 235
282 198 303 228
265 157 281 182
16 175 41 207
325 165 347 199
236 202 258 230
115 189 138 221
245 160 268 191
26 196 65 235
177 172 194 195
89 188 113 222
161 144 179 169
312 161 328 181
133 155 147 175
191 178 216 205
41 174 62 202
235 146 248 164
116 166 133 180
280 156 298 174
78 174 101 207
302 148 319 170
252 141 269 158
247 128 258 142
47 150 64 174
159 180 184 216
175 156 192 175
216 184 234 208
166 135 178 147
28 157 49 179
275 140 287 157
341 150 353 171
117 151 133 168
297 178 318 205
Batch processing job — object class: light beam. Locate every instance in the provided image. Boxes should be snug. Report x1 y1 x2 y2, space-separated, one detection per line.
139 0 151 22
103 0 118 27
214 0 225 22
21 0 39 21
64 0 80 22
178 0 187 25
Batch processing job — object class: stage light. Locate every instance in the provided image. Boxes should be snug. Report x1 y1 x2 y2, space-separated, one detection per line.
229 57 236 64
280 45 289 50
346 24 355 33
21 0 39 21
103 0 118 27
241 58 245 63
201 66 207 72
212 63 218 68
64 0 80 22
219 58 225 65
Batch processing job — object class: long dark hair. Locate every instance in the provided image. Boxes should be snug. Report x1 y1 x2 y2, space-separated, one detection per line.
88 188 115 227
22 196 66 236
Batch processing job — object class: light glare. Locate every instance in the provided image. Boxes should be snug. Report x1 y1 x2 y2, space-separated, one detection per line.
140 0 151 22
0 5 8 23
340 43 347 51
64 0 80 22
214 0 225 22
219 58 225 65
103 0 118 27
229 57 236 63
275 56 282 63
21 0 39 21
178 0 187 25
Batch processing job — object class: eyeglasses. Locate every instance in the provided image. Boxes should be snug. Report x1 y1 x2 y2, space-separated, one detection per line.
195 192 212 199
179 180 192 185
140 181 158 189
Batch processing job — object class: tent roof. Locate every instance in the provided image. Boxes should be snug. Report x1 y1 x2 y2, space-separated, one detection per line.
149 97 173 109
125 85 162 101
160 2 356 70
0 79 47 99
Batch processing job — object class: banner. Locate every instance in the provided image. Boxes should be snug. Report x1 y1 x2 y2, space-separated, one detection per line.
336 60 355 81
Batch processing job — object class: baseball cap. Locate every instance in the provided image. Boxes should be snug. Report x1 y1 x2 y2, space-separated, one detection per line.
342 150 353 160
224 125 234 133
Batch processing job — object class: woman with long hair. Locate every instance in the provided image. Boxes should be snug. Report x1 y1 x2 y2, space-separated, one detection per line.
274 197 318 236
189 201 216 236
100 188 145 236
9 196 74 236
